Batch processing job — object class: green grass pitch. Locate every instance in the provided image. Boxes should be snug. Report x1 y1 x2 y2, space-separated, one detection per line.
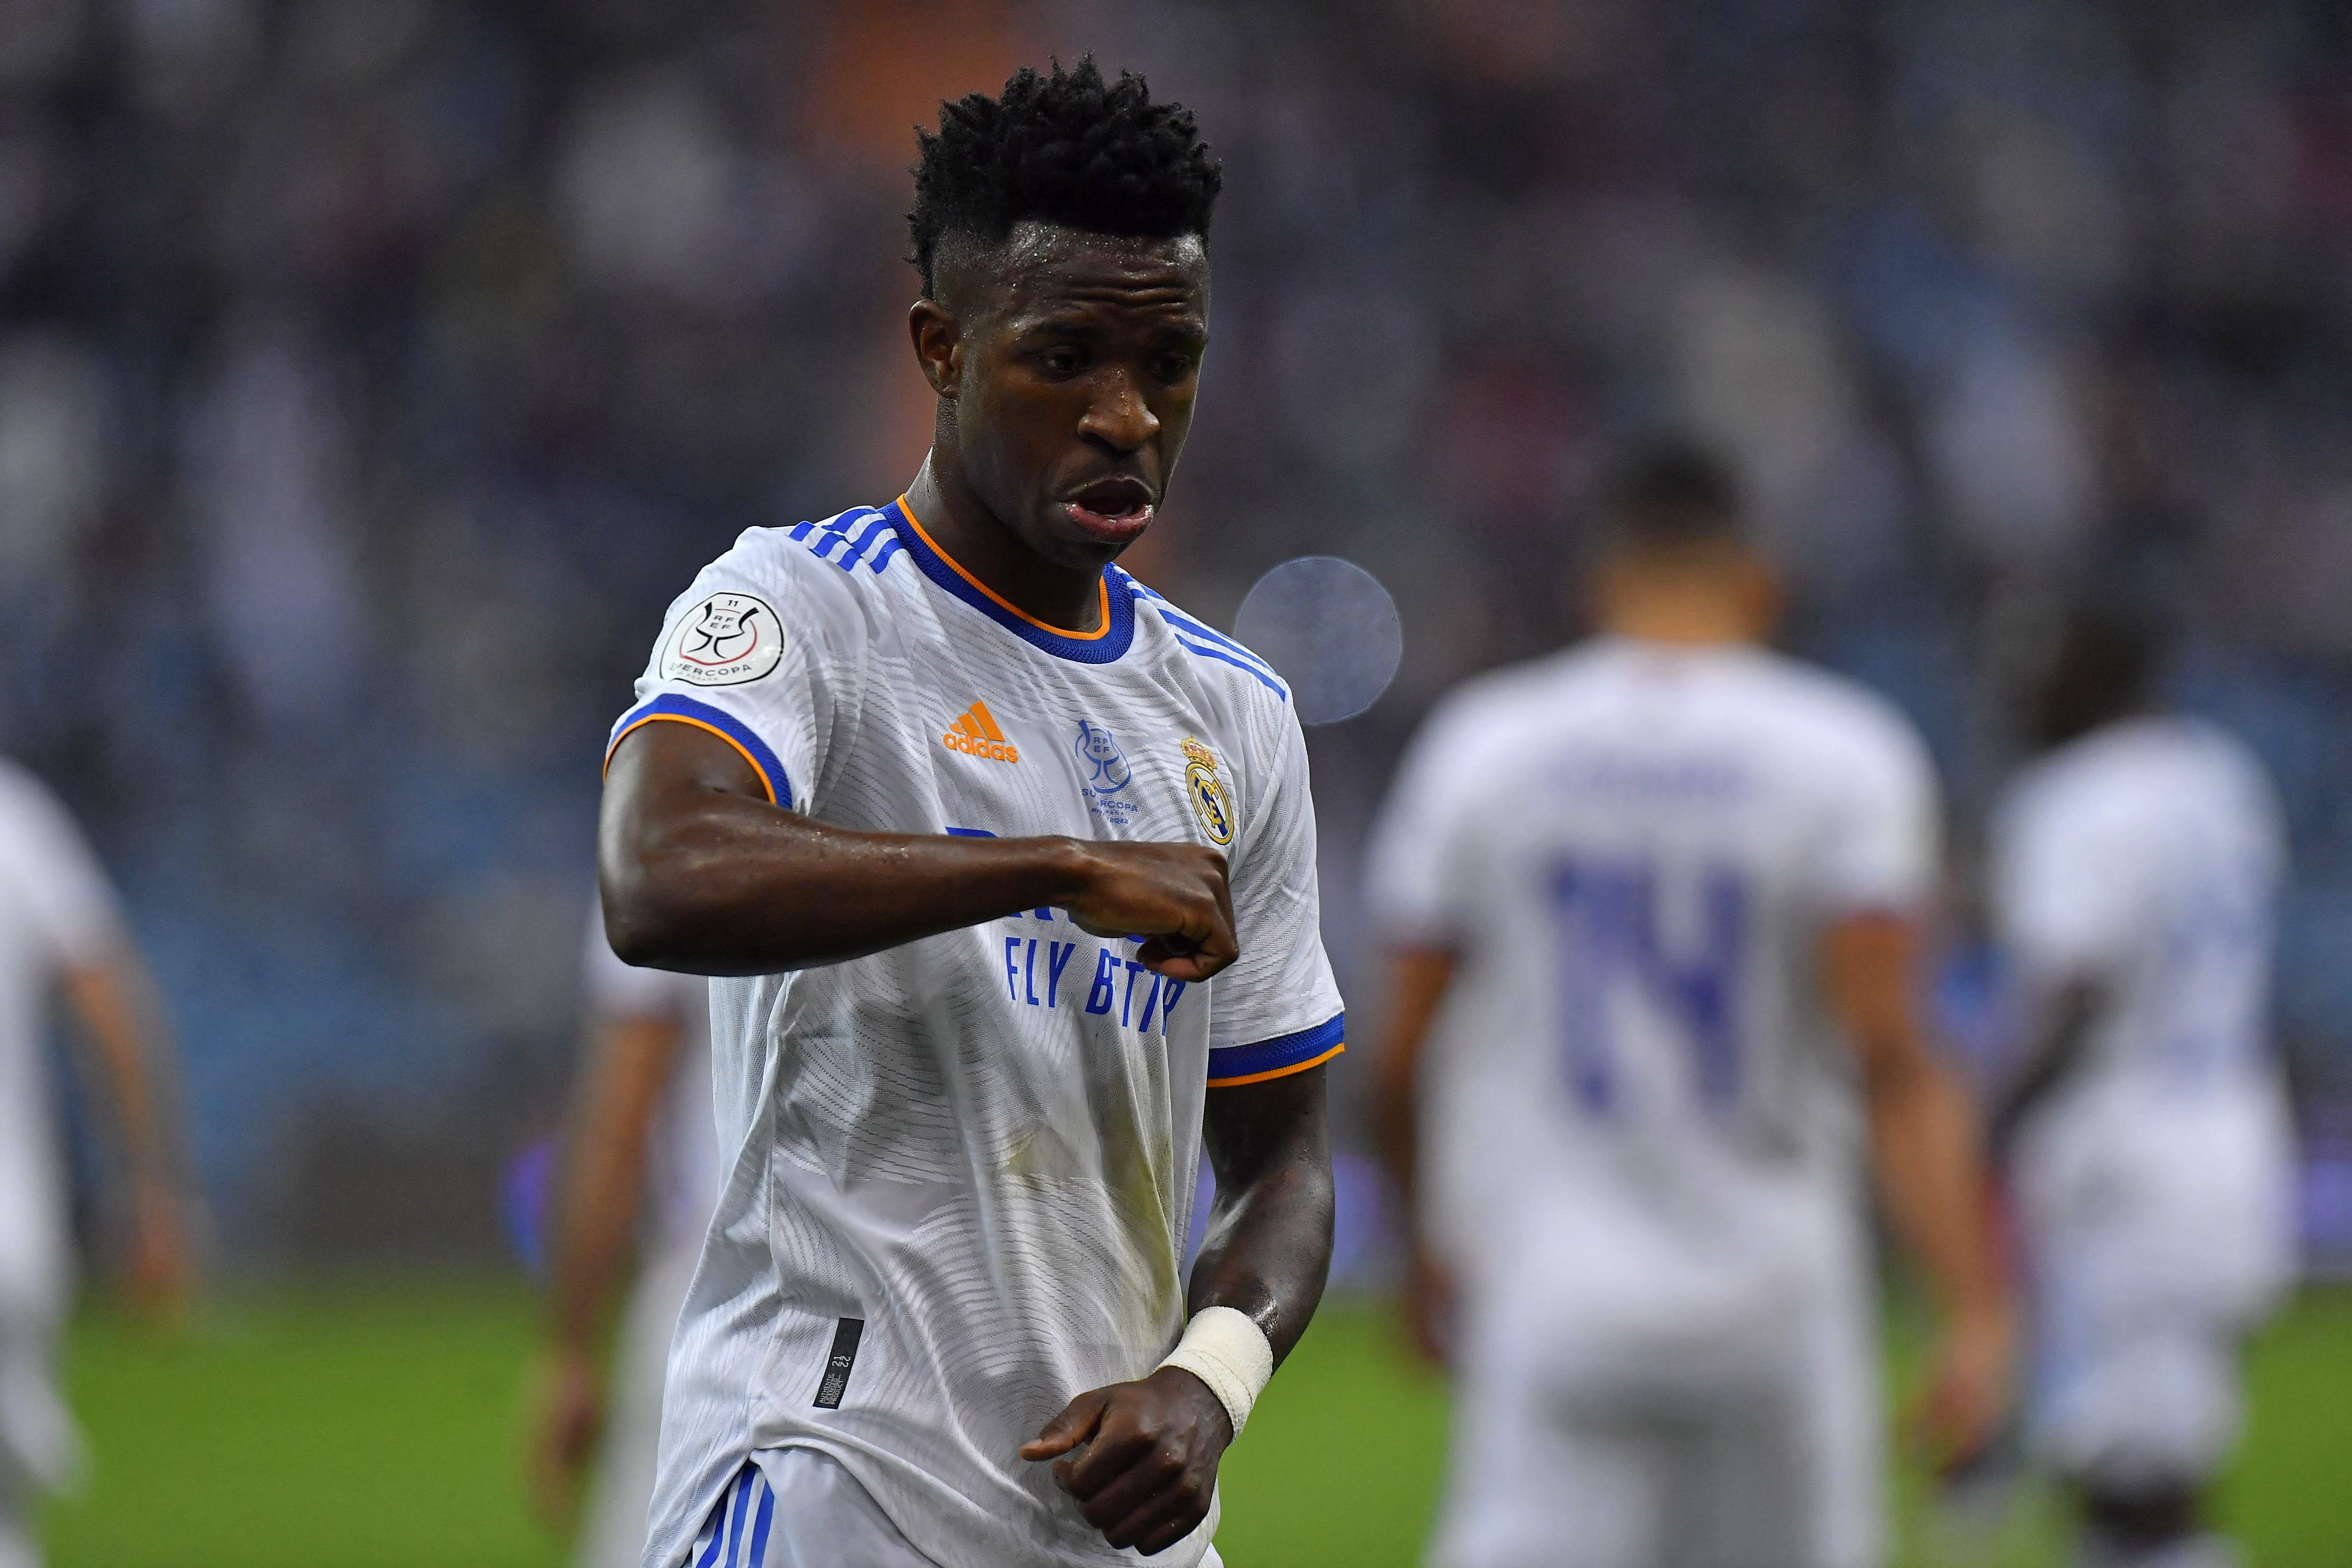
42 1284 2352 1566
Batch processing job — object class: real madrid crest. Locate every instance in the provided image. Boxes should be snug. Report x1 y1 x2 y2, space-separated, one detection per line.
1180 738 1235 846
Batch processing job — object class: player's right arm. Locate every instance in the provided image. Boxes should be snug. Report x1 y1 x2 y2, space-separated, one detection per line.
600 721 1234 980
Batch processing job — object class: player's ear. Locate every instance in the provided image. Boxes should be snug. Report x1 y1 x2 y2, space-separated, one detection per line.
909 299 963 399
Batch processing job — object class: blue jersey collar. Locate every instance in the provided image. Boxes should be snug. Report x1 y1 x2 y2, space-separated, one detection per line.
889 497 1136 664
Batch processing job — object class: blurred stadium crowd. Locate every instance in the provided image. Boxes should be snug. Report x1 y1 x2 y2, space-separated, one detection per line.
3 0 2352 1264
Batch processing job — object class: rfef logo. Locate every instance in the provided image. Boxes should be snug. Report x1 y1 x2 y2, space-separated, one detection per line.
943 700 1019 762
661 592 784 686
1073 720 1131 790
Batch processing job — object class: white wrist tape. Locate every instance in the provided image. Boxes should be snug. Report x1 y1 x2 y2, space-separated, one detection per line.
1156 1306 1275 1439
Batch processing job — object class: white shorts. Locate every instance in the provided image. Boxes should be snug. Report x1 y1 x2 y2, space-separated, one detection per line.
1429 1207 1879 1568
580 1242 698 1568
2034 1312 2246 1495
2018 1086 2295 1492
685 1451 931 1568
682 1449 1227 1568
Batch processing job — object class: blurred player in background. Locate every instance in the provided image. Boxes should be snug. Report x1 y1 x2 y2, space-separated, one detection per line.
597 61 1341 1568
531 909 716 1568
1988 604 2296 1568
1368 444 2012 1568
0 756 191 1568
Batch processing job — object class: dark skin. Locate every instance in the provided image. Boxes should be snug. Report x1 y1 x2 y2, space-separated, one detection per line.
906 222 1212 631
599 223 1333 1556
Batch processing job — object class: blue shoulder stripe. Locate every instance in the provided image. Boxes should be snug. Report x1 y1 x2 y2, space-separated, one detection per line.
786 508 900 575
1173 637 1288 698
1116 570 1289 698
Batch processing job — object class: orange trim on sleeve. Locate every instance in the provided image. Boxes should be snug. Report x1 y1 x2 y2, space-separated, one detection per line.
895 495 1113 640
604 713 779 805
1206 1042 1346 1089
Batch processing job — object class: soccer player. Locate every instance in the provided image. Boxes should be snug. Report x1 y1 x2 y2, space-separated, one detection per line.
1987 604 2295 1568
0 754 191 1565
597 61 1342 1568
1367 444 2012 1568
530 909 717 1568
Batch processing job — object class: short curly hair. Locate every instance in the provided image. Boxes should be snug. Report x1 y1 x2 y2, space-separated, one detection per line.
909 57 1222 297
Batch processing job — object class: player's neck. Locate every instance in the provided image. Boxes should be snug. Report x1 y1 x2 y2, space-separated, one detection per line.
1600 592 1762 648
903 457 1106 633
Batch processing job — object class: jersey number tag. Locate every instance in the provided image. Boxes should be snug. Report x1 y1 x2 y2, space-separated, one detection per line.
1545 855 1748 1115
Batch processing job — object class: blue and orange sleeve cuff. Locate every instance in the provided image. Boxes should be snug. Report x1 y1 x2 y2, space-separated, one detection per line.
605 694 792 808
1206 1013 1345 1088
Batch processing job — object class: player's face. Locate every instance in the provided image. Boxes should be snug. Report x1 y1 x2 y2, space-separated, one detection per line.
950 225 1210 571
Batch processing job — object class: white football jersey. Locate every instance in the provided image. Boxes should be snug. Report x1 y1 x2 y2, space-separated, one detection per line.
582 908 717 1247
1365 639 1939 1286
610 501 1343 1568
1990 716 2284 1095
1989 717 2295 1309
0 759 122 1492
0 760 122 1326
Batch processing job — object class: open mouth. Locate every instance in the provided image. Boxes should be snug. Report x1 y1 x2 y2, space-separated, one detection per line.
1060 477 1157 543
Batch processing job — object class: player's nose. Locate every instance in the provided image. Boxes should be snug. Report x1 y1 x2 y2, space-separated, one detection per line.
1078 366 1159 453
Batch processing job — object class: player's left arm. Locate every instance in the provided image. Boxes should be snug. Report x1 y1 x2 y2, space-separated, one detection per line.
1822 913 2013 1470
1023 1065 1333 1557
62 951 194 1316
528 1005 688 1527
1024 702 1339 1557
1813 713 2013 1470
1986 975 2101 1158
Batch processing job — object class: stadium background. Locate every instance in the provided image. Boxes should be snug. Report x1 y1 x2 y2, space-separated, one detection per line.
1 0 2348 1561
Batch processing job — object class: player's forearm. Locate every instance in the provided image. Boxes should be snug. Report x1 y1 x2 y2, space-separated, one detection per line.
547 1146 646 1355
601 786 1095 976
1865 1045 2007 1323
1369 948 1456 1216
1190 1068 1334 1368
546 1021 672 1353
63 961 180 1192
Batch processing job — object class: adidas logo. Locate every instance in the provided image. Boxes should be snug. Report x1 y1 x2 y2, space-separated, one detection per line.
942 700 1020 762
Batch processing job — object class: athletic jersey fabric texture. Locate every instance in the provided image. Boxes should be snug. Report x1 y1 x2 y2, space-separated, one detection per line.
609 501 1343 1568
1365 640 1935 1568
1991 716 2285 1109
1990 717 2296 1477
0 758 124 1492
1365 637 1938 1290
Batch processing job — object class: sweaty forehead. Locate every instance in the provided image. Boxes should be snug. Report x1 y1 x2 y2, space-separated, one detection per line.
948 223 1208 324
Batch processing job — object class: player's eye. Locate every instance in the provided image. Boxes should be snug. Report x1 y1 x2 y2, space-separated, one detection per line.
1151 353 1196 384
1034 347 1085 376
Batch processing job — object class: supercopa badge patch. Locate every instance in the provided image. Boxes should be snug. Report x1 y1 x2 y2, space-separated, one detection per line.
1182 738 1236 845
662 593 784 686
